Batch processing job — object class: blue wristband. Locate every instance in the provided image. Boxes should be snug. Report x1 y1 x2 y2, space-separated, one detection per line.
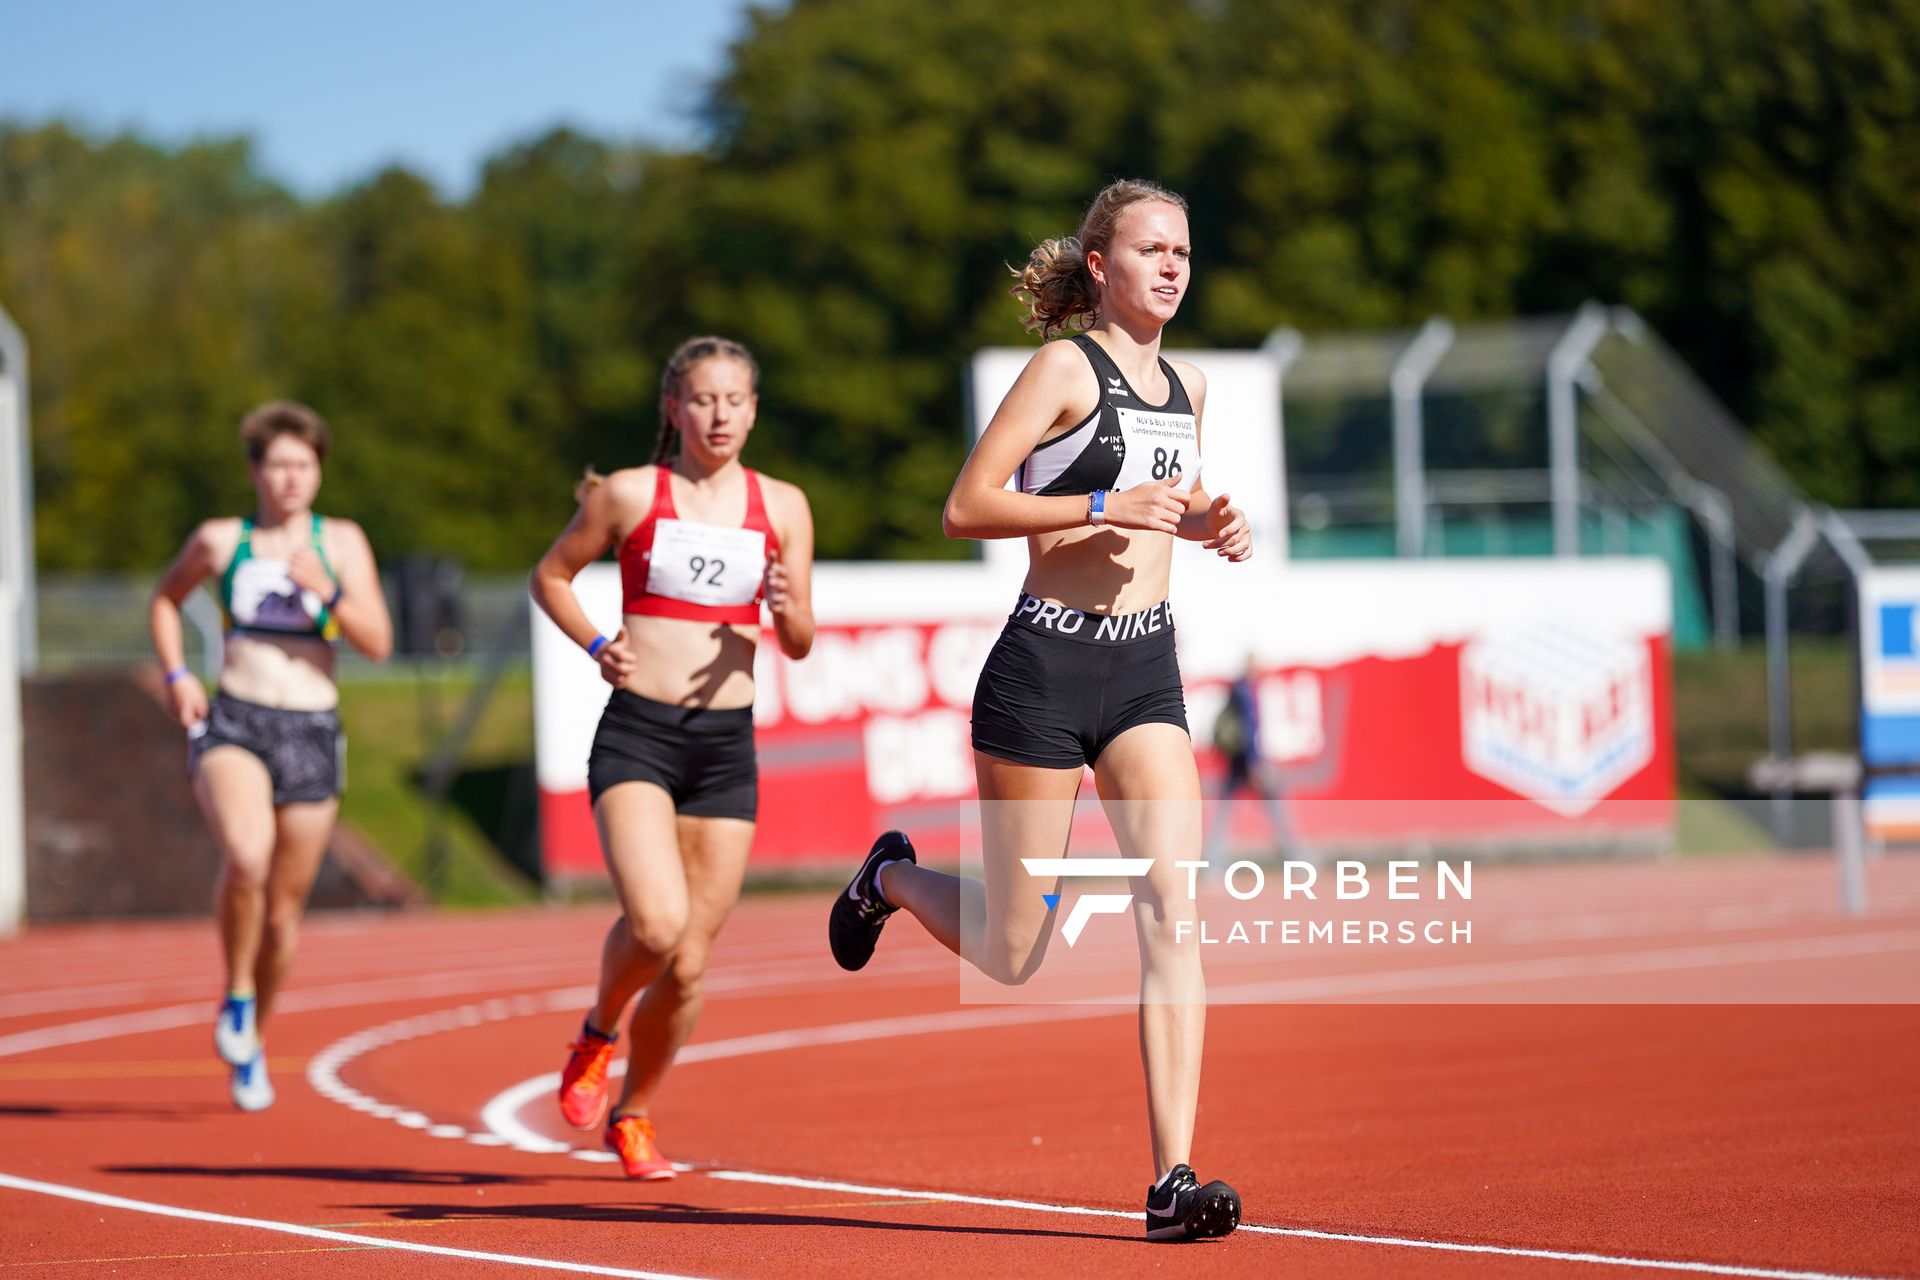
164 666 191 685
1088 489 1108 527
324 584 344 610
587 635 610 659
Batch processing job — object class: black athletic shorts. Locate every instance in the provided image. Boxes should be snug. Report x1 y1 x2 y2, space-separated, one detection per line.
189 692 345 806
970 593 1189 769
587 690 758 820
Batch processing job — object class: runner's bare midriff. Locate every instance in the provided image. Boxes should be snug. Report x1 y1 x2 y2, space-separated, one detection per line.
217 631 339 711
1021 524 1176 616
618 612 759 709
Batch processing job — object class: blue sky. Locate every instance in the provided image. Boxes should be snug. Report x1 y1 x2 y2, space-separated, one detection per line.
2 1 766 197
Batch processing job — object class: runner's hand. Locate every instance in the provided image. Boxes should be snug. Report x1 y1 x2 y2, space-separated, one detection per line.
288 546 335 598
595 627 637 688
1204 491 1252 561
764 559 793 616
1105 475 1187 534
168 671 209 727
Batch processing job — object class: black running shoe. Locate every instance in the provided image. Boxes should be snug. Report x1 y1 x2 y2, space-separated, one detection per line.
1144 1164 1241 1241
828 831 915 971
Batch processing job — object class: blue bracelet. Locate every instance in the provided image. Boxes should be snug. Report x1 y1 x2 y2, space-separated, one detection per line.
164 666 191 685
587 635 610 659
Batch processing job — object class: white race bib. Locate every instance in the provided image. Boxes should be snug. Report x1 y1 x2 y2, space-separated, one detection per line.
1114 406 1200 492
644 518 768 608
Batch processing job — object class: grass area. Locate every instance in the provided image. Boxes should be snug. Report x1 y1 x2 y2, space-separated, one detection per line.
1670 639 1857 855
1672 639 1856 796
1672 793 1777 855
337 666 540 907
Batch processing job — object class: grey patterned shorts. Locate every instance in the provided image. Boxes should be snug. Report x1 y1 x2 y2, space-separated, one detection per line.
189 693 345 805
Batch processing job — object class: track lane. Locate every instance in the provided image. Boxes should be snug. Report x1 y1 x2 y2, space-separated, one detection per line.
2 864 1918 1278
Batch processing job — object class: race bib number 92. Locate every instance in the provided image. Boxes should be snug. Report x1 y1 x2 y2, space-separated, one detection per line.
645 519 769 608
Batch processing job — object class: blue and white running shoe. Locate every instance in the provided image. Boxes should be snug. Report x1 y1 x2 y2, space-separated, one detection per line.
229 1052 274 1112
214 992 259 1067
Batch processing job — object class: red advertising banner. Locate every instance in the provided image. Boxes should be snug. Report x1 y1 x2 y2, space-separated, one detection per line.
536 564 1673 878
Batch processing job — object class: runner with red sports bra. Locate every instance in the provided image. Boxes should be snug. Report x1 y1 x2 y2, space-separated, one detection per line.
530 336 816 1179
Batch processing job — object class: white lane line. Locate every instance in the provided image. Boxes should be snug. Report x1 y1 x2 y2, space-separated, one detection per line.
448 936 1920 1279
0 971 560 1059
306 984 1052 1158
0 953 591 1022
0 1170 707 1279
0 941 952 1060
1494 894 1920 944
710 1172 1902 1280
0 966 605 1059
290 929 1920 1276
313 928 1920 1164
1208 929 1920 1004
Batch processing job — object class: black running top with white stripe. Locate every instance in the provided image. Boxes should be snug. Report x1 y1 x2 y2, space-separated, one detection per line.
1016 334 1201 499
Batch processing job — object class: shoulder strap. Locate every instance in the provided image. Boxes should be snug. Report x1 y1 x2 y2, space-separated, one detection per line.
218 517 250 610
1069 332 1109 376
741 469 766 529
310 512 337 577
1158 357 1192 411
652 464 678 519
1067 333 1117 408
742 469 781 556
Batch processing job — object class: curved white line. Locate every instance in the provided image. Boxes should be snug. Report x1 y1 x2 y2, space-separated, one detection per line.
0 969 587 1059
476 1003 1116 1155
300 930 1920 1278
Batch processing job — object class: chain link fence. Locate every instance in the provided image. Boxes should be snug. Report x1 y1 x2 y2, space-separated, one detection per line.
34 573 533 677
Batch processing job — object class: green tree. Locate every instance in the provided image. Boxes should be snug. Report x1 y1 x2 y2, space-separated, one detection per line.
0 123 311 568
5 0 1919 569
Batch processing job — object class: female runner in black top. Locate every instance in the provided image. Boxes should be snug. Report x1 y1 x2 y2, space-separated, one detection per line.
830 180 1252 1241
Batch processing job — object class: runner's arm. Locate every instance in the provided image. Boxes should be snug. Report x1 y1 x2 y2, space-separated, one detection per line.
764 480 816 660
531 474 628 656
320 520 393 661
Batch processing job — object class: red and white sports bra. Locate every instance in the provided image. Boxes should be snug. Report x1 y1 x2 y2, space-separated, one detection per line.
619 465 781 626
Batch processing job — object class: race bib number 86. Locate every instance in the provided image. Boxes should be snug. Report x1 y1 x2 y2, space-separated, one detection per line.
1114 407 1200 493
645 519 769 608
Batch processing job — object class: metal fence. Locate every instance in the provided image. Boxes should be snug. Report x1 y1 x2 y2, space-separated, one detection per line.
34 574 534 677
1275 308 1739 649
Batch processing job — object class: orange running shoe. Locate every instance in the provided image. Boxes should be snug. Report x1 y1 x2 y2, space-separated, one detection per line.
604 1114 676 1181
557 1021 618 1130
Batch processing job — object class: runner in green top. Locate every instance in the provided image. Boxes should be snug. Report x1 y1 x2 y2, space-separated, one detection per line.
149 401 392 1112
218 513 343 645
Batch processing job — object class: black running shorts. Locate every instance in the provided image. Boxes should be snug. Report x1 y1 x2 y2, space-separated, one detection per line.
587 689 758 820
189 692 345 806
970 594 1190 770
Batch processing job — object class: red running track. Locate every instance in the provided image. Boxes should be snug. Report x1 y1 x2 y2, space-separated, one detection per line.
2 856 1919 1278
